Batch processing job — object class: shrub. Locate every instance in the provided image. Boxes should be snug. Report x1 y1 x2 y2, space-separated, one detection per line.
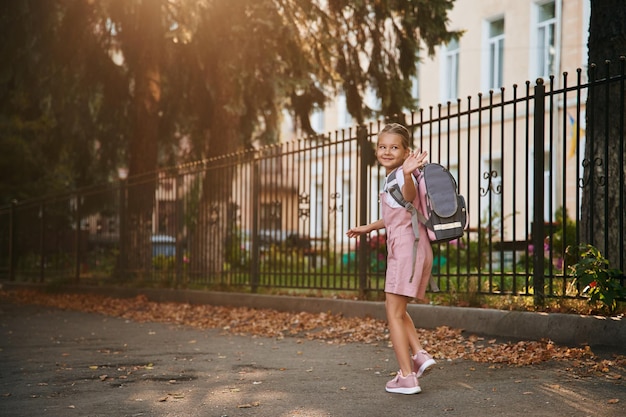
568 244 626 314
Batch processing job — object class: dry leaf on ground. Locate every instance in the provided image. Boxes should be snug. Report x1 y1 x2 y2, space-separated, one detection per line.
1 289 624 377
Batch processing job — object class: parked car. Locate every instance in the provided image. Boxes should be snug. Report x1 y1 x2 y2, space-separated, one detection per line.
152 234 176 257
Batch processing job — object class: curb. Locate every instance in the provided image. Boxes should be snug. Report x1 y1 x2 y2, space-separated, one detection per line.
2 282 624 351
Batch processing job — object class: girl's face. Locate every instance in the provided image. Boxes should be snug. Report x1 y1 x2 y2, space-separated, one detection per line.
376 132 410 173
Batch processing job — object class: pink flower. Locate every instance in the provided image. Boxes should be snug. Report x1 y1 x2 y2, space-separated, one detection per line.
554 257 563 270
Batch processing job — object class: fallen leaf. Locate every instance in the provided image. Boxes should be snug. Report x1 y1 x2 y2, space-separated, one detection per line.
237 401 260 408
3 289 624 378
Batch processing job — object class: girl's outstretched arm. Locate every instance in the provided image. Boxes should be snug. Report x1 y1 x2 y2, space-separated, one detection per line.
401 150 428 201
346 219 384 238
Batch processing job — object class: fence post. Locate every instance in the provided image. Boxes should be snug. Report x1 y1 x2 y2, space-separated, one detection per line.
357 125 374 298
117 179 127 278
532 79 546 307
74 196 81 284
250 159 261 293
8 200 16 281
175 173 184 286
39 202 45 283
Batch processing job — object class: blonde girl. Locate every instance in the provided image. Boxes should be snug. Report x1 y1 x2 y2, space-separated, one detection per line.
346 123 436 394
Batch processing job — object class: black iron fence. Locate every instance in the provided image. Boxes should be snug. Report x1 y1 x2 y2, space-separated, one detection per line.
1 64 625 304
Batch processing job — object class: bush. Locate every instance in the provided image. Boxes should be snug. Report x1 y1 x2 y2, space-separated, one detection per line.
568 244 626 314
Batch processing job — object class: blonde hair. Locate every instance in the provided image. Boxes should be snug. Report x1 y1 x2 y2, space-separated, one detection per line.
379 123 411 149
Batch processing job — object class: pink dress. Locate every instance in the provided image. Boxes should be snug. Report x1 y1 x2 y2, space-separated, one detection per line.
381 170 433 299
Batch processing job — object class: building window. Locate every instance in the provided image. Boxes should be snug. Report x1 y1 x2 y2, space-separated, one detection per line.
410 62 420 107
260 202 282 231
535 1 556 78
487 18 505 90
442 38 459 101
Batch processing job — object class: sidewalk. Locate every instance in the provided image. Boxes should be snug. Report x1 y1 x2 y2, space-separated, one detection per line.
1 300 624 417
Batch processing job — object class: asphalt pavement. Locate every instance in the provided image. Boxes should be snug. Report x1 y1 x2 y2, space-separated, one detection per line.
1 299 624 417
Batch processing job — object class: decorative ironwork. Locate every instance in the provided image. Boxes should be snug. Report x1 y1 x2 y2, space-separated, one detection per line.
480 170 502 196
578 157 605 188
298 192 310 219
329 192 343 213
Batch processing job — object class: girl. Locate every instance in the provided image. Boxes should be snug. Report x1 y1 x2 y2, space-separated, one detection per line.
346 123 436 395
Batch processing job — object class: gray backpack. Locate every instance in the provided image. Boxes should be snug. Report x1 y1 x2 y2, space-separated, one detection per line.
386 163 467 289
387 163 467 244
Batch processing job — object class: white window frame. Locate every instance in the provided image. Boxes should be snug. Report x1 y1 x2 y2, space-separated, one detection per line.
440 38 460 102
581 0 589 71
482 17 505 91
410 62 420 106
529 1 561 81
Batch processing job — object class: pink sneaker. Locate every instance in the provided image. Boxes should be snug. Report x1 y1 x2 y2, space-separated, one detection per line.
413 350 436 377
385 370 421 394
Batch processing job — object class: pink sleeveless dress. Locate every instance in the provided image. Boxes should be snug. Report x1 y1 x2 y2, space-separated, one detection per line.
381 170 433 300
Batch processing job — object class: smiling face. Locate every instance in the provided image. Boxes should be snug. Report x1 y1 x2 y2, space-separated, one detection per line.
376 131 410 174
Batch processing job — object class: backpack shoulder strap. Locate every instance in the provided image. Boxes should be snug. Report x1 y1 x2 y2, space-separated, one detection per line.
386 168 421 282
387 168 427 231
386 168 409 208
386 168 439 291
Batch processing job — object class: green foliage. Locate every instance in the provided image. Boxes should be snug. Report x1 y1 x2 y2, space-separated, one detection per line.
338 233 387 273
568 244 626 314
152 255 175 271
1 0 460 204
225 227 250 269
0 0 130 206
548 207 578 269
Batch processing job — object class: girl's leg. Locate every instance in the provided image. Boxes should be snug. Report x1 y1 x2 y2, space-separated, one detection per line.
385 293 413 376
403 311 437 377
403 311 423 355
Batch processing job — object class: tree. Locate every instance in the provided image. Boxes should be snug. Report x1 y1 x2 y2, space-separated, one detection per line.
2 0 460 195
583 0 626 270
0 1 132 206
1 0 460 274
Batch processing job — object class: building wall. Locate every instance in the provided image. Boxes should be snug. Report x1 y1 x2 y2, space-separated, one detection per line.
418 0 589 106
